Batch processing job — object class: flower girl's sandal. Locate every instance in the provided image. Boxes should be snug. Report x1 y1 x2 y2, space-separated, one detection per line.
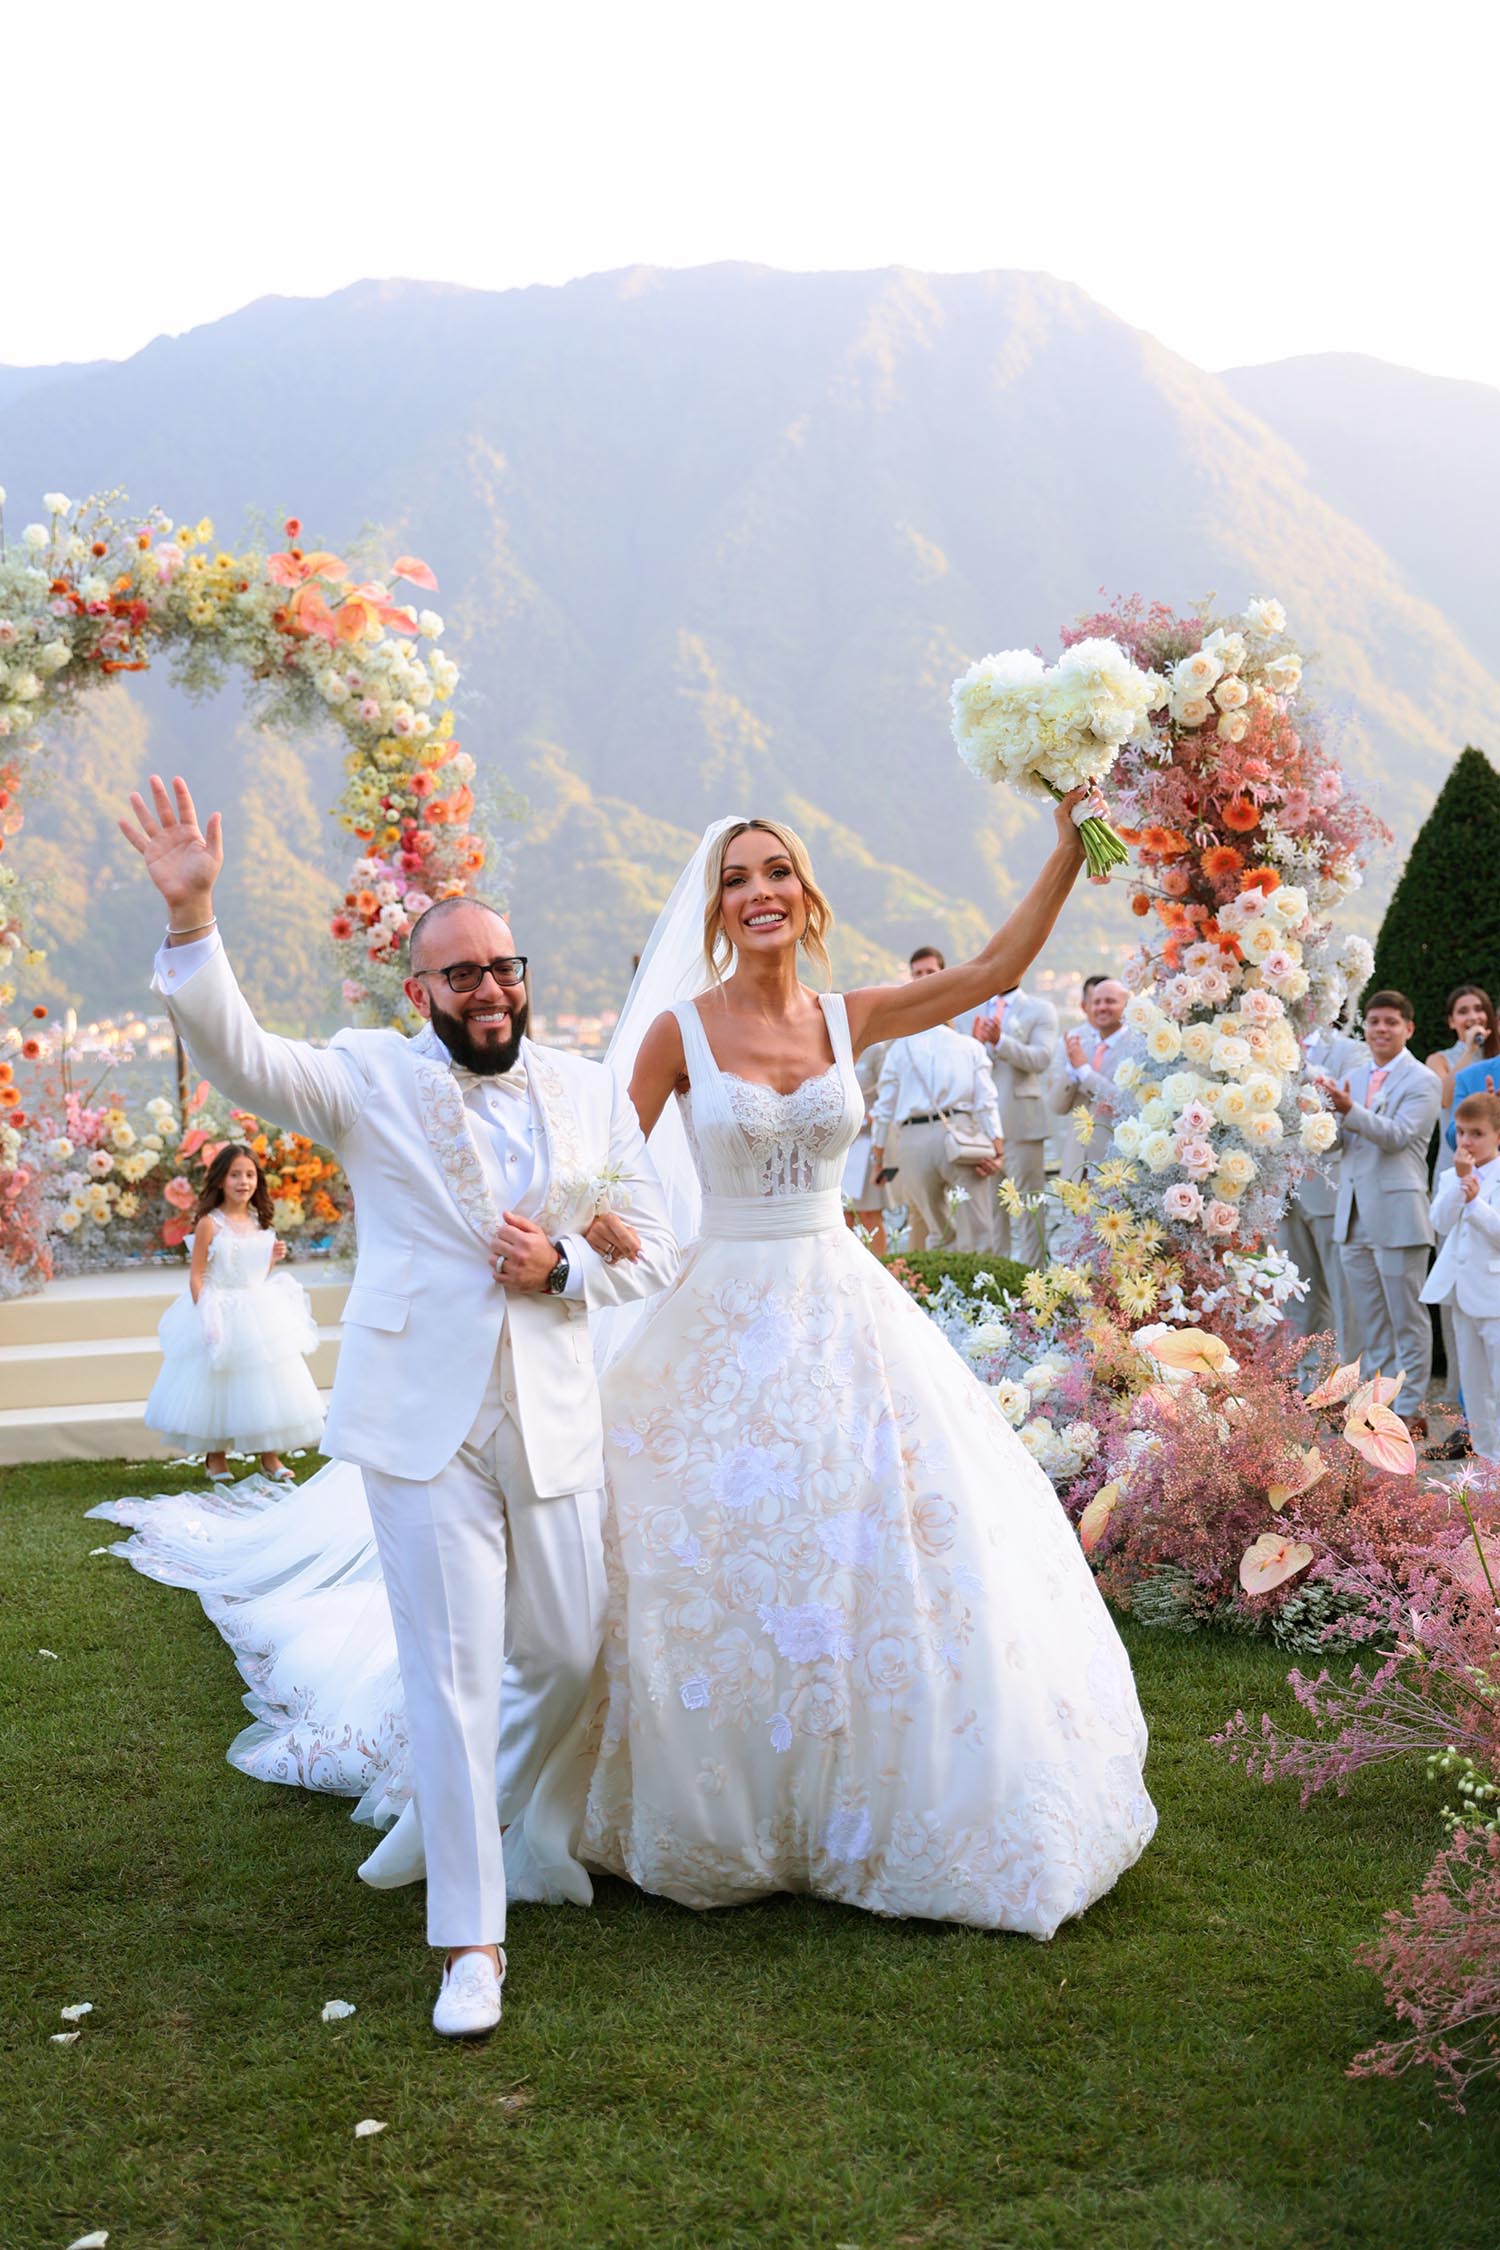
262 1463 297 1484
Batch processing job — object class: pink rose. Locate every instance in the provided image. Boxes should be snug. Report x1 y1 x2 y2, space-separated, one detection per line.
1176 1138 1217 1180
1205 1201 1240 1236
163 1175 195 1211
1162 1182 1204 1222
1178 1101 1215 1134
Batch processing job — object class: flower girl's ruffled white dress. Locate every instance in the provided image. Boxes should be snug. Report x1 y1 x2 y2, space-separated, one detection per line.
97 993 1155 1940
142 1212 324 1456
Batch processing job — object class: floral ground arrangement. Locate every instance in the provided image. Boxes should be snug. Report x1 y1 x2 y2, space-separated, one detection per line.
0 488 488 1293
913 591 1500 2107
7 1456 1496 2248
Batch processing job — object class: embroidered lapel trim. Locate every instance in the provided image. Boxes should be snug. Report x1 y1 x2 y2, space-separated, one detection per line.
525 1041 587 1232
405 1024 502 1250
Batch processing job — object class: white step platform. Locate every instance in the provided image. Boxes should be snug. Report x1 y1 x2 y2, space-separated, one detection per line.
0 1262 347 1466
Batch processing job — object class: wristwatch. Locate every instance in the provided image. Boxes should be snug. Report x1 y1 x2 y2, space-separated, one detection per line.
546 1241 570 1295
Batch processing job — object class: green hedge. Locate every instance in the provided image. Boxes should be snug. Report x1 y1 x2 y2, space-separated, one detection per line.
882 1249 1028 1304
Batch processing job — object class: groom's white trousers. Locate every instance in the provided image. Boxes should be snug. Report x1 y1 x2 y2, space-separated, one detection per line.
360 1339 606 1947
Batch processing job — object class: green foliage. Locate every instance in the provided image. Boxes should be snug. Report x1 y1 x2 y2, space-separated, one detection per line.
882 1248 1029 1303
5 1455 1494 2244
1367 745 1500 1057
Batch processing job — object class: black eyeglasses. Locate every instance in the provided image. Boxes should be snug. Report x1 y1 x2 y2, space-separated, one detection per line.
417 956 528 995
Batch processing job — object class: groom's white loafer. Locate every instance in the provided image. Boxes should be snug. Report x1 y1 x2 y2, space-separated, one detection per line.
433 1949 505 2038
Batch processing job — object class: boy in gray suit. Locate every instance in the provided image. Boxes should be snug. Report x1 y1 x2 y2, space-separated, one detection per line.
1321 990 1441 1436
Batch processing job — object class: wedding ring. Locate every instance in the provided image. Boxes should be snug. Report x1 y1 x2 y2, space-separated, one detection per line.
603 1244 618 1264
494 1252 507 1276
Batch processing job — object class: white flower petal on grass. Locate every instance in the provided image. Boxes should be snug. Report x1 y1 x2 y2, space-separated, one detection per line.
66 2235 109 2248
353 2118 387 2139
51 2031 82 2045
60 2003 93 2021
37 1648 60 1660
321 2000 357 2022
89 1547 113 1556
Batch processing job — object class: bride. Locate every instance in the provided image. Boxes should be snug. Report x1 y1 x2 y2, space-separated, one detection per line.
96 800 1156 1937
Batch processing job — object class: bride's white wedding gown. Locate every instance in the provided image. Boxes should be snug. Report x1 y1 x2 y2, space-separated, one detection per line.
93 991 1155 1937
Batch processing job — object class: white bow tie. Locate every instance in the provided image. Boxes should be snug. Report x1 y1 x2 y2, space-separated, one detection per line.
449 1059 528 1099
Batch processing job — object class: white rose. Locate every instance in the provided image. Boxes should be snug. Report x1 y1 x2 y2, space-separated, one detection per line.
1174 650 1223 696
1244 1073 1282 1114
1269 885 1309 925
57 1209 81 1233
1263 654 1302 696
1115 1058 1145 1092
1113 1117 1144 1157
22 524 49 550
991 1379 1031 1426
1216 712 1250 744
1141 1130 1176 1173
47 1136 74 1160
1217 1147 1257 1188
1246 597 1286 637
37 640 70 673
1146 1022 1182 1064
1214 675 1250 711
1299 1110 1338 1154
418 609 444 639
1243 1110 1284 1145
1215 1083 1251 1125
1173 695 1215 729
1203 628 1247 674
1125 995 1162 1034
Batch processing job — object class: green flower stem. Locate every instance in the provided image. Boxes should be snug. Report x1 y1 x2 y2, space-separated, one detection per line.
1042 782 1130 880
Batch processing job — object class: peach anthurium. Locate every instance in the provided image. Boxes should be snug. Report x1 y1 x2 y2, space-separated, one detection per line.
1239 1532 1315 1595
1268 1445 1327 1512
1078 1482 1121 1557
1305 1357 1362 1409
392 555 438 590
265 548 348 589
1343 1400 1417 1477
1140 1326 1235 1378
286 583 337 641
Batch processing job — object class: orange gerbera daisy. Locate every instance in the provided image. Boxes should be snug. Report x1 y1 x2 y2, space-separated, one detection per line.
1200 845 1244 881
1222 796 1261 833
354 889 377 917
1140 825 1177 856
1131 892 1152 916
1239 866 1281 896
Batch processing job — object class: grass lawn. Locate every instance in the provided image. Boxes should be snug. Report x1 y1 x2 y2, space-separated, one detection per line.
4 1456 1497 2250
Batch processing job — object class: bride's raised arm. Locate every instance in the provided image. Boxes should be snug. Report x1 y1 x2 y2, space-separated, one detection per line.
844 790 1091 1055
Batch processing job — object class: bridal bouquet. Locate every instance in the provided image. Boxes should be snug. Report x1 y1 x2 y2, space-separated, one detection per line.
949 637 1166 878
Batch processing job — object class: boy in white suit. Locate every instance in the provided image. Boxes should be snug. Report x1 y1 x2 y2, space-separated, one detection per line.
122 776 678 2037
1422 1091 1500 1460
1322 989 1441 1437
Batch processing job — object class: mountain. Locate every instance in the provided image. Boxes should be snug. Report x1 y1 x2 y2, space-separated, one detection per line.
1220 352 1500 679
3 267 1495 1027
0 360 111 414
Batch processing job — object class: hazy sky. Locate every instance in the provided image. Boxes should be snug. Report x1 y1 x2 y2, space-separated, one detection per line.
7 0 1496 386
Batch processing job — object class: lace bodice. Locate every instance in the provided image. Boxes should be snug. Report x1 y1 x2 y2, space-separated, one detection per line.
674 993 866 1199
205 1214 277 1292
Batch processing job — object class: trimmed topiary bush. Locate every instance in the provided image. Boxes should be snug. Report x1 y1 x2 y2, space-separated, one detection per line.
882 1249 1028 1304
1366 745 1500 1057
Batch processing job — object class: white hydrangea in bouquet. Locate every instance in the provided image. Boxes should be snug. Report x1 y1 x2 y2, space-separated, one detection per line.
949 637 1167 879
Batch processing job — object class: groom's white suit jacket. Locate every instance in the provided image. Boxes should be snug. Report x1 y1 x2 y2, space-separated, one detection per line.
154 940 679 1490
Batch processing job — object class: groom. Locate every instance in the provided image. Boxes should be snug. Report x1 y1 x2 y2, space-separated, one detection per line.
121 775 679 2036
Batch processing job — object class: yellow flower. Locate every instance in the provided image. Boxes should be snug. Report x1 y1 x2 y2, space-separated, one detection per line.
1094 1158 1138 1192
1093 1209 1132 1246
176 524 195 544
1117 1272 1159 1318
196 516 215 543
1134 1220 1166 1254
1055 1179 1095 1217
1021 1271 1054 1316
1072 1104 1095 1146
997 1178 1025 1217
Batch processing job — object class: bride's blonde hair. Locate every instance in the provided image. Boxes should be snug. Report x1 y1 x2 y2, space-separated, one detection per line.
702 818 834 985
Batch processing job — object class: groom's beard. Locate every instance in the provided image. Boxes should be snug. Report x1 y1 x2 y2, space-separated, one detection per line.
426 990 528 1076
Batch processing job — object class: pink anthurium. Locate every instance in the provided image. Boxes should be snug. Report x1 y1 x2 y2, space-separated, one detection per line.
1239 1532 1315 1595
1344 1400 1417 1477
392 555 438 590
1140 1326 1235 1377
287 583 337 641
1078 1482 1121 1557
1347 1369 1404 1421
1305 1357 1362 1409
1268 1445 1327 1511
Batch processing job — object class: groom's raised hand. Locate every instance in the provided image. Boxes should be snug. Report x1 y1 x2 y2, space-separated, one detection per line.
119 773 224 934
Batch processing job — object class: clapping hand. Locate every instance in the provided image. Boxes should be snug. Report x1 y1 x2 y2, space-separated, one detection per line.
1065 1029 1090 1070
119 774 223 927
271 1239 288 1264
973 1015 999 1047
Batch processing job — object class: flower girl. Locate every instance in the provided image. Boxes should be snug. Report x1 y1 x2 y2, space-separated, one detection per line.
144 1143 324 1481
